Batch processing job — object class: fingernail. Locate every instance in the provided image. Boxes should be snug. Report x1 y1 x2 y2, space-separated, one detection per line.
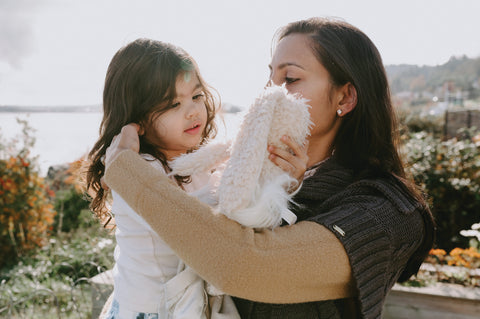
281 135 287 141
268 146 274 151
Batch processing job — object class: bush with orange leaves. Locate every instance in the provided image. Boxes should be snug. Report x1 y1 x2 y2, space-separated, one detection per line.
0 119 56 268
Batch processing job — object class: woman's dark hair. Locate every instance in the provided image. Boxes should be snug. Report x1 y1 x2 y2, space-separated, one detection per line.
275 17 400 176
86 38 218 221
275 17 434 281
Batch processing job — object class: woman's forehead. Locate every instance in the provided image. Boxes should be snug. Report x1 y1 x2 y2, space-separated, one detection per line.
270 34 317 69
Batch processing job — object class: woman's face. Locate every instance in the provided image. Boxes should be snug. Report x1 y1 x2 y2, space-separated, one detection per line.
269 33 342 163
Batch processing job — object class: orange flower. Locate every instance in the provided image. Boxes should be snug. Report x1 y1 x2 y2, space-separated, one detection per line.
464 247 480 258
449 247 464 256
19 158 29 167
430 248 447 256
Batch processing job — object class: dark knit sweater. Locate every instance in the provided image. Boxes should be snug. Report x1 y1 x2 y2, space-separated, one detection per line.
234 157 430 319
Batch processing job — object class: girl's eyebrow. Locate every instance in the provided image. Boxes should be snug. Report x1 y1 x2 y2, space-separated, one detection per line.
177 82 203 99
192 83 202 92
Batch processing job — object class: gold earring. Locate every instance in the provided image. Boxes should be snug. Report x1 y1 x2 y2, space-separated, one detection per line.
337 109 343 116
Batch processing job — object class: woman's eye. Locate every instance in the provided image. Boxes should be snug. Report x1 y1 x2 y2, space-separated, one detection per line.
193 93 204 100
285 77 299 84
170 102 180 108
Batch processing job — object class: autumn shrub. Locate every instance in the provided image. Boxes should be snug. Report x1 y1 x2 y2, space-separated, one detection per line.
0 119 56 268
403 129 480 250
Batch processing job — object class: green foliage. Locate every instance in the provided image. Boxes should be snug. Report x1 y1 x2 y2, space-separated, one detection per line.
0 223 115 318
46 159 93 233
0 119 56 269
53 189 92 233
397 106 445 137
403 129 480 250
0 118 115 318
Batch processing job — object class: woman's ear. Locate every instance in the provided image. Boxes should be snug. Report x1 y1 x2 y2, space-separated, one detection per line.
336 83 357 117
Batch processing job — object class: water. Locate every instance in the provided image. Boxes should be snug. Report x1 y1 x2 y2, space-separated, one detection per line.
0 112 242 176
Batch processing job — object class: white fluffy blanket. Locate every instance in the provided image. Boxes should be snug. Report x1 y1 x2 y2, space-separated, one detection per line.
170 85 312 229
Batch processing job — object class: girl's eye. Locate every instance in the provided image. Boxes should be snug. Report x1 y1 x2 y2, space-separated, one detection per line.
285 77 299 84
170 102 180 108
193 93 204 100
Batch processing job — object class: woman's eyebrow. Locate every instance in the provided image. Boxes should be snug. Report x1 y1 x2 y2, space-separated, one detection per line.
268 62 305 70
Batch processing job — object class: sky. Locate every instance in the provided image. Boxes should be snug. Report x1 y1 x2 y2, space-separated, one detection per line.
1 0 480 109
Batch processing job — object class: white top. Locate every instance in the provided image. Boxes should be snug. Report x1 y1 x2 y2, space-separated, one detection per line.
111 154 212 317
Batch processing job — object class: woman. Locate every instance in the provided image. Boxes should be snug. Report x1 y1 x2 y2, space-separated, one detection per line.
103 17 435 318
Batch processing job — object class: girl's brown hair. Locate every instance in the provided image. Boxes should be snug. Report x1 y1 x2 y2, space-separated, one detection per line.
86 38 218 221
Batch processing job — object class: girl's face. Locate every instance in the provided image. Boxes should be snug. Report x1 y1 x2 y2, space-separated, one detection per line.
269 33 343 163
146 72 208 160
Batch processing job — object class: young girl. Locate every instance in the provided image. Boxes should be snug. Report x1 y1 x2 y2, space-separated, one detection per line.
86 38 222 318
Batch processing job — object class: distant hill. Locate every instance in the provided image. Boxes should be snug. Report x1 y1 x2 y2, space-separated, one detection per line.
0 102 243 113
385 55 480 98
221 102 243 113
5 57 480 111
0 105 102 113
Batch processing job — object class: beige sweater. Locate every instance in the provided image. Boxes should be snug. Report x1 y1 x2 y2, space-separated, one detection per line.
105 150 354 304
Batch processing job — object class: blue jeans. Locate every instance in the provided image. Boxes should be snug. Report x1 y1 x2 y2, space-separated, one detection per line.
104 299 159 319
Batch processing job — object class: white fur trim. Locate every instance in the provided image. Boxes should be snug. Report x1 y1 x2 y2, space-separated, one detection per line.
169 85 312 229
168 142 231 177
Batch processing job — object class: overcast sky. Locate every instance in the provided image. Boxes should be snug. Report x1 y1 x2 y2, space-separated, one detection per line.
1 0 479 108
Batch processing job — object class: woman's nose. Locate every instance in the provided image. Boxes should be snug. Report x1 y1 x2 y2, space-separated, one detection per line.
269 73 282 86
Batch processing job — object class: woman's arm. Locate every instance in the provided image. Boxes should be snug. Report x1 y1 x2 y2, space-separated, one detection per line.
105 149 355 304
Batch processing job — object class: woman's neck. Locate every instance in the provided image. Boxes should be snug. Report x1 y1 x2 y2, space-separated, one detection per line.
306 136 335 168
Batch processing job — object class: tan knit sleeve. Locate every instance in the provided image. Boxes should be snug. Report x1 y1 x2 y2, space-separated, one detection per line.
105 150 355 303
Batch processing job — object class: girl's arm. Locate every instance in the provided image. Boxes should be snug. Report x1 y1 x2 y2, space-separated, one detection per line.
105 149 355 304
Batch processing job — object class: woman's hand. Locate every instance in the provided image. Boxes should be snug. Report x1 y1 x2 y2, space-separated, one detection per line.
105 123 142 168
268 135 309 191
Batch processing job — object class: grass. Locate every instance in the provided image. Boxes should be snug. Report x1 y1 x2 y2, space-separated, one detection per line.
0 211 115 319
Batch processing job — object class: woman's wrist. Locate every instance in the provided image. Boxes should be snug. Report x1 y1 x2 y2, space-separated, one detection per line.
105 124 141 168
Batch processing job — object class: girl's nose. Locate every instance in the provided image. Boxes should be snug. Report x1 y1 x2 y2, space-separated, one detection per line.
186 101 200 119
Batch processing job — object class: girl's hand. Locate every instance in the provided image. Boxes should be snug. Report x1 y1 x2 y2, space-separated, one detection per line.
268 135 309 191
105 123 143 168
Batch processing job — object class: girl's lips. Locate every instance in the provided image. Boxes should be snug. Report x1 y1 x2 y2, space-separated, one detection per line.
184 124 202 135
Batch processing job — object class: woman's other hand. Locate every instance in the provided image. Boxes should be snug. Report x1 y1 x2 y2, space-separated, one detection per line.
268 135 308 190
105 123 142 168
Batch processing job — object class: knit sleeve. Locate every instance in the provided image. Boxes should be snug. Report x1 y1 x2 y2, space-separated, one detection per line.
309 195 425 319
309 204 390 318
104 150 356 304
